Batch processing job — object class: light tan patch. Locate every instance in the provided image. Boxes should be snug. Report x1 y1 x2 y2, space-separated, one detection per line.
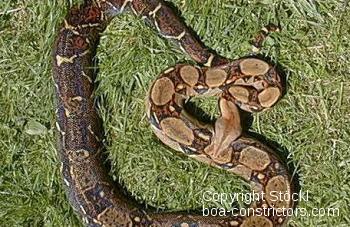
121 0 133 12
93 218 102 225
229 220 239 226
134 216 141 222
183 146 197 153
205 68 227 87
149 3 162 17
185 87 198 96
151 112 160 125
151 125 182 151
233 78 246 85
196 84 205 89
239 146 271 171
87 125 100 142
265 175 291 210
164 67 175 74
55 122 62 132
197 131 211 141
239 58 269 75
227 164 252 180
83 217 89 224
180 223 189 227
173 30 186 40
278 217 284 223
160 117 194 145
241 216 273 227
262 27 269 33
68 149 93 161
192 154 214 166
180 65 199 86
200 87 221 97
59 162 64 172
64 108 70 117
258 87 281 107
176 84 185 90
252 80 266 90
151 77 175 106
81 23 101 28
246 76 255 84
97 207 132 226
64 19 75 30
79 205 86 214
204 144 233 164
252 45 260 53
228 86 250 103
204 53 214 67
224 78 235 85
63 177 70 187
274 162 280 169
69 166 95 189
72 96 83 102
145 97 151 118
173 93 185 107
56 55 77 66
82 71 93 83
257 173 265 180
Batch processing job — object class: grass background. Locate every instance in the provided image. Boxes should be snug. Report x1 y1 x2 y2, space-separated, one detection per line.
1 0 350 226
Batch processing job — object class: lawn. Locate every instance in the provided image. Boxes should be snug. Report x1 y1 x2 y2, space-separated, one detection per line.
0 0 349 226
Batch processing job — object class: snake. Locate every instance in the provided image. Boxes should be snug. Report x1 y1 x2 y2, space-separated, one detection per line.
52 0 296 226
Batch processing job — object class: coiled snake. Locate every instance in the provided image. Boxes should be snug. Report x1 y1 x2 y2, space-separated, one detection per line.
52 0 295 226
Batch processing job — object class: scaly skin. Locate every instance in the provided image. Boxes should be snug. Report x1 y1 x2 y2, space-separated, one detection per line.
52 0 295 226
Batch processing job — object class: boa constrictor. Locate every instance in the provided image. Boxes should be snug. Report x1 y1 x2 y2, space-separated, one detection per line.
52 0 295 226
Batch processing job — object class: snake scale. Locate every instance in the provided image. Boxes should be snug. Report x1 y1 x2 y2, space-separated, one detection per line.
52 0 296 226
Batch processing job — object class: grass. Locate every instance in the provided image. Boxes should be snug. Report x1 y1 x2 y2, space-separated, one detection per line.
0 0 349 226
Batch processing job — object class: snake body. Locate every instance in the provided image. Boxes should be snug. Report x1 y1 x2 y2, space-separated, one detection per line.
53 0 295 226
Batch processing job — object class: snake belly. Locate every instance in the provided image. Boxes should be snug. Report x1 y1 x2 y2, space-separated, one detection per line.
52 0 296 226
